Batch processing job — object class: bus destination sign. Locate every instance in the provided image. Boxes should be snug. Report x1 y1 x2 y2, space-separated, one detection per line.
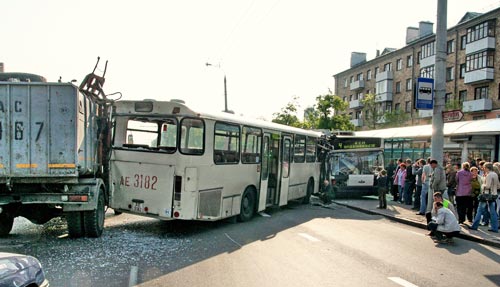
332 138 382 150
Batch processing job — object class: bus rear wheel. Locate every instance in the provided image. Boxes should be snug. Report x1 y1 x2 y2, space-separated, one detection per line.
238 188 256 222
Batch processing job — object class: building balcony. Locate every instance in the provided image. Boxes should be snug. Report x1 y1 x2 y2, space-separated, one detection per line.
375 92 393 102
464 68 494 84
349 99 364 109
418 109 433 118
375 70 393 82
462 98 492 113
420 55 435 68
350 79 365 91
350 118 363 127
466 37 496 55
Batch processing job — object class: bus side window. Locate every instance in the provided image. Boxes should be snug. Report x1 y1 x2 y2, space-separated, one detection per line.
180 118 205 155
214 122 240 164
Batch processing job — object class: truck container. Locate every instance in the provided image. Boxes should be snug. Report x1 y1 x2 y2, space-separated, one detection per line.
0 73 109 237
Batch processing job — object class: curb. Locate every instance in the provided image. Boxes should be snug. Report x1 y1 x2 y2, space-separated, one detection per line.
334 201 500 248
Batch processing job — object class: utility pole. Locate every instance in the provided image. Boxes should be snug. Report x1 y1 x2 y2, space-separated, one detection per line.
431 0 447 165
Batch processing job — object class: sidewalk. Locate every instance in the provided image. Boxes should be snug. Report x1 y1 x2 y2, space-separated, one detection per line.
334 196 500 248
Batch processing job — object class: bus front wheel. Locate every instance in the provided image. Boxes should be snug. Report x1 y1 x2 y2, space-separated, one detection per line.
238 187 256 222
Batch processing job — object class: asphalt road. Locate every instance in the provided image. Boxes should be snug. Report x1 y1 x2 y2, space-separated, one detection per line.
1 203 499 287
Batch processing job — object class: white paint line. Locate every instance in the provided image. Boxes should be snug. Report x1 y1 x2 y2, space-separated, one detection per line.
298 232 320 242
388 277 419 287
225 233 242 247
128 266 138 287
408 231 425 237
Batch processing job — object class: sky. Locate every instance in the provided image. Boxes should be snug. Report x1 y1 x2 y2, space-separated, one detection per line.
2 0 500 120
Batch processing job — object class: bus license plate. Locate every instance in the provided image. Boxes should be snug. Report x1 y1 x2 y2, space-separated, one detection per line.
133 202 145 213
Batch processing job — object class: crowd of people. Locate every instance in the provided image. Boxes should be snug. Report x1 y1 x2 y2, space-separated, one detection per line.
384 157 499 244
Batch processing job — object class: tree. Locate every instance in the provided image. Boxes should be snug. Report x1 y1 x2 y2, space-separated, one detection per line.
361 94 384 130
315 93 354 131
382 109 410 128
302 106 319 129
272 96 301 127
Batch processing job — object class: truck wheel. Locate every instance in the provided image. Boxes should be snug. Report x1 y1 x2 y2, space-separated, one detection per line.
67 212 85 238
238 187 256 222
0 213 14 237
84 190 105 237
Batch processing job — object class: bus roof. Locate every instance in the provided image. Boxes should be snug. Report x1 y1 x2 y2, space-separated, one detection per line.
114 100 322 138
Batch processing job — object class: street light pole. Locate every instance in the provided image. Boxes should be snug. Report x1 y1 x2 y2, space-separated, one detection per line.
206 62 229 113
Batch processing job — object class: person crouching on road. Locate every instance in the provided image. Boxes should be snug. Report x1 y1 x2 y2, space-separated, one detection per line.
377 170 388 209
431 201 461 244
319 179 335 205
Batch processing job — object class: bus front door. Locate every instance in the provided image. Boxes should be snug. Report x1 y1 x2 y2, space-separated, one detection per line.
258 134 270 210
278 136 292 206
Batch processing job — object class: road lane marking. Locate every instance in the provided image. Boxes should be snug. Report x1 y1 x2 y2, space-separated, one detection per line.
298 233 320 242
128 266 138 287
388 277 419 287
408 231 425 236
225 233 242 247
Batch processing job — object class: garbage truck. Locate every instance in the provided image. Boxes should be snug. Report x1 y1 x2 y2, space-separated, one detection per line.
0 60 112 237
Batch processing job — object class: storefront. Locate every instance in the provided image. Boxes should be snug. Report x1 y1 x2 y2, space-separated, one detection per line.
356 118 500 165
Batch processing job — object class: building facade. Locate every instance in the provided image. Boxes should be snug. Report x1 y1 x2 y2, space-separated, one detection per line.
334 8 500 130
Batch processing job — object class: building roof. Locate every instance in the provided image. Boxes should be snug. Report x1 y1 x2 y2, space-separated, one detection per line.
355 118 500 139
458 12 483 25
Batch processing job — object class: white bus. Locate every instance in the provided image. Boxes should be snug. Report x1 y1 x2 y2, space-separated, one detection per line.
109 100 321 222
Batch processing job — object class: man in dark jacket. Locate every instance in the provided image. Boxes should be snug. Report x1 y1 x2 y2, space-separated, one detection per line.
404 159 416 205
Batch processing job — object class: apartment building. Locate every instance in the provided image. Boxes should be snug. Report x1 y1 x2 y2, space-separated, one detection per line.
334 7 500 130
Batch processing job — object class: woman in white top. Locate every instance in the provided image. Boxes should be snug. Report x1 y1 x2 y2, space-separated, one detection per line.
469 162 499 233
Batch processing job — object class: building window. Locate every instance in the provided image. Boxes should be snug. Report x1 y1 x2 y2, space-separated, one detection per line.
447 39 455 54
407 55 413 67
344 78 348 88
466 20 496 43
355 110 362 119
374 67 379 78
406 78 412 91
459 90 467 103
367 69 372 80
445 93 453 104
357 92 363 100
356 73 363 81
405 101 411 113
349 95 353 101
421 41 436 59
395 81 401 93
376 81 388 95
420 65 435 79
366 90 370 95
395 103 401 111
460 35 467 50
474 86 489 100
384 62 392 72
386 102 392 112
343 96 347 102
466 50 494 72
350 76 354 83
396 59 402 71
459 64 466 79
446 67 454 81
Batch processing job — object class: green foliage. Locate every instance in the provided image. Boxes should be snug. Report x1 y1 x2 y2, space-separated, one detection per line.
360 94 382 130
445 99 461 111
382 109 410 128
272 96 302 127
272 92 353 131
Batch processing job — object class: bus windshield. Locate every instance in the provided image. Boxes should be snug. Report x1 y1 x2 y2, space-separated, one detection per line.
330 150 384 176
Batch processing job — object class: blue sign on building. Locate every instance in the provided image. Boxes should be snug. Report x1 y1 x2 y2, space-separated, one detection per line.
416 77 434 110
